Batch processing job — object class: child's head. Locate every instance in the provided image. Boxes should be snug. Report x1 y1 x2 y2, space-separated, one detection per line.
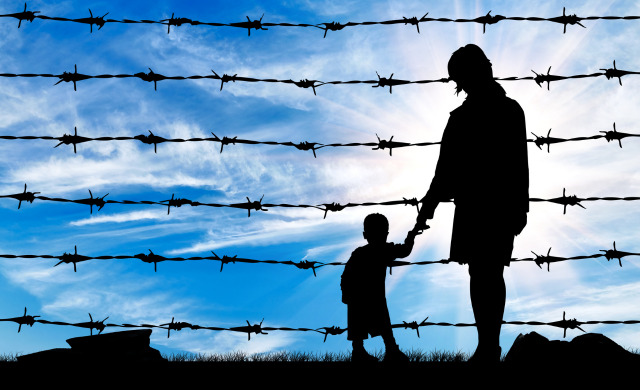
363 213 389 244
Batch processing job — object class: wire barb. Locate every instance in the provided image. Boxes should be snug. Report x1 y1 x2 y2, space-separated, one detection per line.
74 8 108 33
134 249 166 272
530 128 564 152
229 14 267 36
292 79 320 95
54 64 90 91
134 68 166 91
75 313 109 336
373 71 410 94
320 21 345 38
161 193 193 214
54 245 91 272
402 12 429 33
230 319 268 340
133 130 167 153
54 126 91 153
74 189 108 214
395 317 430 338
210 251 239 272
211 70 237 91
160 317 194 338
294 260 320 276
549 311 585 338
546 188 585 214
0 183 39 209
600 60 633 86
599 122 640 148
549 7 585 34
0 307 40 333
161 12 193 34
294 141 320 158
372 134 410 156
317 326 347 342
1 2 40 28
531 66 564 90
475 11 506 33
321 202 346 219
230 195 267 217
599 241 639 267
531 247 566 271
210 132 237 153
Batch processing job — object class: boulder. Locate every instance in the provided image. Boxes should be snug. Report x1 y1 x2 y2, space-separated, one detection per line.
17 329 166 364
504 331 640 366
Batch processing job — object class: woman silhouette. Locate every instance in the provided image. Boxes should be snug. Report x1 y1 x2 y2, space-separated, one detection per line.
415 44 529 363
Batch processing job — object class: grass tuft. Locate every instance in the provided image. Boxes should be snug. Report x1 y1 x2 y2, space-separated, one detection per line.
0 353 19 362
163 348 469 363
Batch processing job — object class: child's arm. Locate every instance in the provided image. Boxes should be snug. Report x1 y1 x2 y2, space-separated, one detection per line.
389 227 424 259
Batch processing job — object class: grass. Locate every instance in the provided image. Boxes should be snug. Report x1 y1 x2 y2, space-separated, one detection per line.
0 348 471 363
0 353 19 362
162 348 471 363
6 346 639 363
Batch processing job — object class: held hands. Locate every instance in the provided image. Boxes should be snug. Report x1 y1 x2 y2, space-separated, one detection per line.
414 207 431 234
407 223 428 243
415 196 436 232
413 216 430 234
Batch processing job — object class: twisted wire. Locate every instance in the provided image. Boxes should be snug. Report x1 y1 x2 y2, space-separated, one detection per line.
3 122 640 156
0 241 636 273
1 309 637 340
1 185 639 216
0 60 637 93
2 5 640 35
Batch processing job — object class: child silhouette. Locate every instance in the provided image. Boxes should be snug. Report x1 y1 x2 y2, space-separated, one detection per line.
341 213 423 363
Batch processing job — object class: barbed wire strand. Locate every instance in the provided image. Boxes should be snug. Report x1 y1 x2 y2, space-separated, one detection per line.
0 185 639 217
2 122 640 156
2 5 640 35
0 241 636 273
0 129 441 156
1 308 638 341
1 60 639 93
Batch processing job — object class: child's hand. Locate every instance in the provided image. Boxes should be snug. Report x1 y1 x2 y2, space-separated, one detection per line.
407 225 426 241
412 222 429 235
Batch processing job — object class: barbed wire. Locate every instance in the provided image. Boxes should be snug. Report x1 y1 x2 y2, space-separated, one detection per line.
1 186 639 216
1 308 637 341
2 5 640 35
0 128 440 156
1 241 636 273
2 122 640 156
1 60 638 93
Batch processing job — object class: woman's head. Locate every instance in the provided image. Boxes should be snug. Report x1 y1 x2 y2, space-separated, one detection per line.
448 44 494 95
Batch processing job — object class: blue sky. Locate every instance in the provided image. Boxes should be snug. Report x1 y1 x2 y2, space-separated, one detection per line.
1 0 640 357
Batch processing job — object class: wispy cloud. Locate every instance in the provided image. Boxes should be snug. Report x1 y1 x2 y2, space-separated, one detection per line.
70 210 170 226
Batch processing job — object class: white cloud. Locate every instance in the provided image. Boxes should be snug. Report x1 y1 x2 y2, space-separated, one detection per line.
70 210 170 226
153 328 298 355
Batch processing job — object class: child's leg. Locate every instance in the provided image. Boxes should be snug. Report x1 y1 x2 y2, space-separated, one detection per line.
351 337 377 362
381 329 396 349
352 338 366 352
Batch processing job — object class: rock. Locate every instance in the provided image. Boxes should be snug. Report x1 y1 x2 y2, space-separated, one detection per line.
17 329 166 364
504 331 640 366
66 329 154 351
15 348 79 363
